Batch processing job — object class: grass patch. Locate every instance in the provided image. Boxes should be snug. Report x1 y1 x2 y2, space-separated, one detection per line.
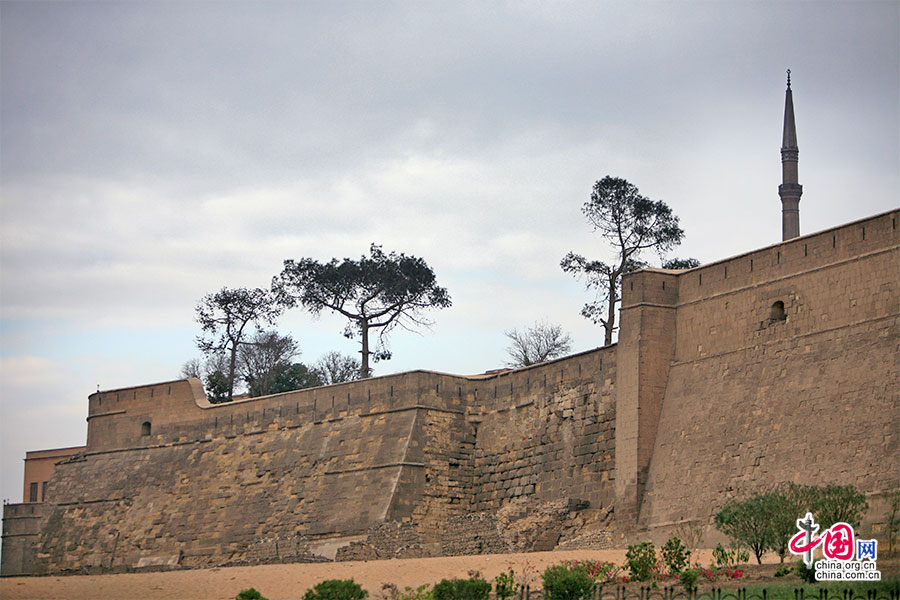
720 579 899 600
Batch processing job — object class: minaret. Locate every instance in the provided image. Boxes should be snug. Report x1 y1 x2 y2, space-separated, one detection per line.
779 69 802 240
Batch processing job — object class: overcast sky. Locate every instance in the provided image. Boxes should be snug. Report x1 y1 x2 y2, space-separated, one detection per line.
1 1 897 505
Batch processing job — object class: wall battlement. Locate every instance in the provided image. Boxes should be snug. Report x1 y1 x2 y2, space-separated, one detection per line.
2 209 897 576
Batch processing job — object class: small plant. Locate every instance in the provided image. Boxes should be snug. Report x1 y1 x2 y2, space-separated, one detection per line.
494 569 518 600
432 578 491 600
236 589 267 600
774 564 792 577
679 568 698 593
563 560 619 583
887 486 900 555
675 519 706 555
625 542 656 582
542 564 595 600
711 542 749 568
303 580 368 600
794 559 819 584
661 536 691 574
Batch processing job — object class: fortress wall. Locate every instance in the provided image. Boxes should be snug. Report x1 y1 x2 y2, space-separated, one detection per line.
37 405 426 572
637 210 899 537
86 370 469 454
470 347 617 513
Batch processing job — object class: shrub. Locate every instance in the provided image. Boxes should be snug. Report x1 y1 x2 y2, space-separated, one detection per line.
661 536 691 574
679 568 698 593
887 486 900 555
563 560 619 583
811 484 869 529
794 559 819 584
624 542 656 582
774 564 792 577
711 543 749 569
494 570 517 600
303 579 368 600
542 564 595 600
432 578 491 600
236 589 267 600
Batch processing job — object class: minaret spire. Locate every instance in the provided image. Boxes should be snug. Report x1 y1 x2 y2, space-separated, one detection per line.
779 69 802 240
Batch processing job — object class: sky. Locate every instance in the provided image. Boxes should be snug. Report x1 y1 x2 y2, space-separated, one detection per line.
1 1 897 506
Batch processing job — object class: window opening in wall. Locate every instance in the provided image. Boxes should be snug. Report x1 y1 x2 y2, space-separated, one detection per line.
832 235 836 248
893 217 896 230
141 421 151 436
699 273 702 285
804 244 808 257
29 482 38 503
862 227 866 240
770 301 786 322
777 251 781 264
724 266 728 279
41 481 47 502
750 258 754 272
662 280 666 289
630 281 633 290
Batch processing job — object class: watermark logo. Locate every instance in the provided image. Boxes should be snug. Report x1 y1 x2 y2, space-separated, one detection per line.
788 512 880 581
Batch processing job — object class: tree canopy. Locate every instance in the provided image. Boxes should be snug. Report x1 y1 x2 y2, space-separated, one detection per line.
195 287 281 400
562 176 685 345
505 321 573 367
314 351 361 385
273 244 451 378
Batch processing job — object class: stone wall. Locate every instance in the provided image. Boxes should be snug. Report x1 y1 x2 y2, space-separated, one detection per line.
471 347 616 513
2 209 897 576
635 210 899 540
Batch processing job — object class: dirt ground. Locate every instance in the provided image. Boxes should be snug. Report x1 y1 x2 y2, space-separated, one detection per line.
1 550 894 600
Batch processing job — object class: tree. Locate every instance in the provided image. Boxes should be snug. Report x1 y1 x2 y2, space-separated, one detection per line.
505 320 573 367
195 287 281 401
715 495 775 564
180 358 203 380
561 176 684 345
662 257 701 270
273 244 451 378
810 484 869 529
180 355 232 402
238 330 300 397
314 351 361 385
268 362 324 394
765 483 814 563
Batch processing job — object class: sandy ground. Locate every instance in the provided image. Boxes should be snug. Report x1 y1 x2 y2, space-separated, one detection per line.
0 550 732 600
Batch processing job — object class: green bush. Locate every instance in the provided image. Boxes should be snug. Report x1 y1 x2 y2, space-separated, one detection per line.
661 536 691 574
793 559 819 584
432 578 491 600
679 568 698 593
494 569 518 599
624 542 656 582
400 585 433 600
303 579 368 600
711 543 749 568
773 564 792 577
236 589 267 600
541 564 595 600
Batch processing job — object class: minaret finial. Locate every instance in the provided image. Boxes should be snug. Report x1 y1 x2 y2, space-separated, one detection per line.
786 69 791 89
